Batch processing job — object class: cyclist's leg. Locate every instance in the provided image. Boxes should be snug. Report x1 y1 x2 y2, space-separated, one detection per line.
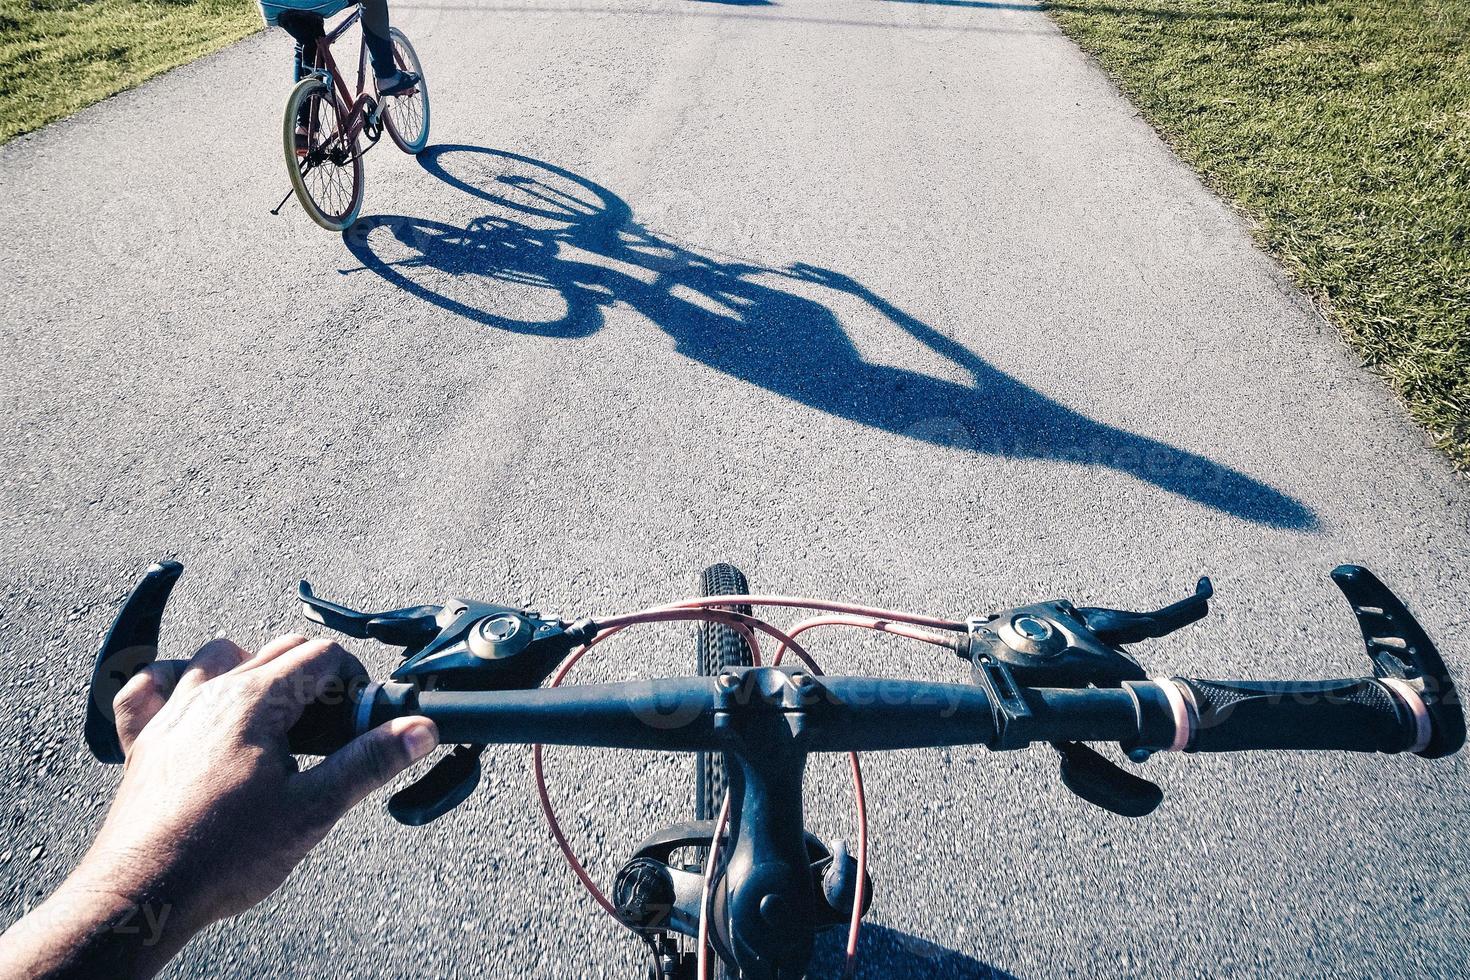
280 13 326 143
360 0 420 96
293 43 313 115
359 0 397 79
293 41 309 83
291 39 318 152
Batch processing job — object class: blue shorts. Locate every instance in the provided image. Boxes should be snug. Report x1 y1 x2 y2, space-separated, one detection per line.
258 0 354 28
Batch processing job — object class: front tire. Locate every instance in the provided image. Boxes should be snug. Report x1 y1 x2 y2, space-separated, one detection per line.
283 77 364 231
694 562 750 979
695 563 753 821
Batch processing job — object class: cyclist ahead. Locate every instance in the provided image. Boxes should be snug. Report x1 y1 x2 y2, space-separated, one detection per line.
267 0 422 154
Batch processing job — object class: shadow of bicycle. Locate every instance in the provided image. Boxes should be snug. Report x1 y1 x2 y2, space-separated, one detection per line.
809 923 1018 978
342 145 1316 531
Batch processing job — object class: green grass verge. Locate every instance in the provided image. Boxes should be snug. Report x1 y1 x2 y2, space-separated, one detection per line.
1047 0 1470 467
1 0 262 145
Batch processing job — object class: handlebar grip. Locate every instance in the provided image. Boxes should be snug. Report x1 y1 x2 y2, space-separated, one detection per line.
1177 677 1418 754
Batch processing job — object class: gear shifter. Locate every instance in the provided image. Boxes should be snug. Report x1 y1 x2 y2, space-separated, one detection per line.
967 575 1215 818
298 582 598 824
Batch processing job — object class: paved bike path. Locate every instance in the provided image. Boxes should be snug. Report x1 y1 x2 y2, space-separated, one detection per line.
2 0 1468 976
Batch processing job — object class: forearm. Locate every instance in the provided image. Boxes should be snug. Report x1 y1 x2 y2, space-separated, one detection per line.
0 862 197 980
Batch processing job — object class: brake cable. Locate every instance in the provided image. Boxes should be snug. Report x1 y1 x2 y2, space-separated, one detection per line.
697 792 733 980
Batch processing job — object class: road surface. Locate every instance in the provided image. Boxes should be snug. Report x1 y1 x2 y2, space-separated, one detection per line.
2 0 1468 976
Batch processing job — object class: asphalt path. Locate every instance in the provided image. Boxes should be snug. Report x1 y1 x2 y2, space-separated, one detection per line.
2 0 1468 976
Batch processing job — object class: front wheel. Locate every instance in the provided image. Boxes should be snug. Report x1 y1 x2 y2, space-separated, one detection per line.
694 562 750 980
695 563 753 821
382 27 430 154
283 77 365 231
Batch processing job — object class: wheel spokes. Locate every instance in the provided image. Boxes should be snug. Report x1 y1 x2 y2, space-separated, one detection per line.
386 37 427 145
298 91 359 221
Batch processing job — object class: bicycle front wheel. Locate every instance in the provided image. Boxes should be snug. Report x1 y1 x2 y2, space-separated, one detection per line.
383 27 430 154
694 562 750 979
695 562 753 821
283 77 365 231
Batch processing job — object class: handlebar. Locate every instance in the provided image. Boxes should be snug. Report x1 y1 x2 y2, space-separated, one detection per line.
356 676 1145 751
87 560 1460 794
282 670 1439 760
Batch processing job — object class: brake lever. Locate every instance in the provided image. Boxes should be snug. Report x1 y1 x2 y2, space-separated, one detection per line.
1076 577 1213 647
298 581 442 649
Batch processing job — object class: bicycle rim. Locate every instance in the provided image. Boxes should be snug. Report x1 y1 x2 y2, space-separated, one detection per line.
283 78 365 231
383 28 430 154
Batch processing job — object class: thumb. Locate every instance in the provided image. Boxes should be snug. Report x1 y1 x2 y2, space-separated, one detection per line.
298 716 439 822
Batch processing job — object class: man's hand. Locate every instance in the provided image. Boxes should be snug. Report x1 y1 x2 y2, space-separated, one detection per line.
0 635 438 979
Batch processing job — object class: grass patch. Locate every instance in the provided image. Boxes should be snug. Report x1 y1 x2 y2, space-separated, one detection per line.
1047 0 1470 467
0 0 262 144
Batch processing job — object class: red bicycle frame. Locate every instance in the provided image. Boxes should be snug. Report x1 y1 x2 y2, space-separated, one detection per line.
306 6 377 152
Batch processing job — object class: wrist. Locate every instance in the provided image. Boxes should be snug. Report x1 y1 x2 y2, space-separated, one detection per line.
27 855 207 978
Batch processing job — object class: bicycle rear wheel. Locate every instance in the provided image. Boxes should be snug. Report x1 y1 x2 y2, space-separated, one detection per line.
283 77 365 231
383 27 430 154
695 563 753 821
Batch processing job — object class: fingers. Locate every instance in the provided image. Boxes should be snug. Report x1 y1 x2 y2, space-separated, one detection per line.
240 633 310 670
251 638 368 700
113 634 348 754
294 717 439 824
242 638 370 732
113 660 188 756
174 638 252 696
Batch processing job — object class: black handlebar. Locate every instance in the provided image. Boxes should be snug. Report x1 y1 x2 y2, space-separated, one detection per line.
299 672 1429 761
87 560 1462 786
357 676 1148 753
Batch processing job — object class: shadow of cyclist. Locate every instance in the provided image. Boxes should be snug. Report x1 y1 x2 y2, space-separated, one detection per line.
342 145 1316 531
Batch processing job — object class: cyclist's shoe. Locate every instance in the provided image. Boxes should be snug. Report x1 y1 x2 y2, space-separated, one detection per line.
293 126 311 157
377 70 420 98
